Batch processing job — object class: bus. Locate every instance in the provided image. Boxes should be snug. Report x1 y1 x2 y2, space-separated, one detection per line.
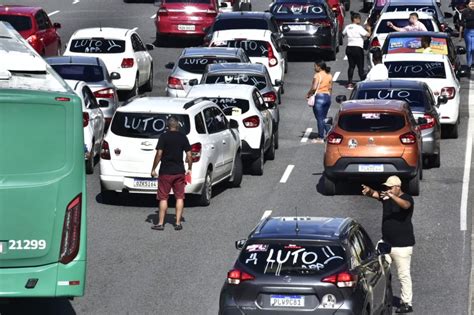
0 21 87 298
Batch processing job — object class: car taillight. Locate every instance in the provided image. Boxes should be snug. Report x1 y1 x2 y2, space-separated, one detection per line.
327 132 343 145
267 42 278 67
94 88 115 99
441 87 455 99
59 194 82 264
227 269 255 285
121 58 134 68
101 140 111 160
243 115 260 128
420 114 436 130
168 76 184 90
322 271 358 288
370 37 381 48
83 112 89 127
400 132 417 144
310 19 331 27
191 143 202 162
263 91 277 104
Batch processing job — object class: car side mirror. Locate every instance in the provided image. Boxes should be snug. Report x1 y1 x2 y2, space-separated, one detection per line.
165 62 175 70
110 72 121 80
229 119 239 129
335 95 347 103
53 22 61 29
444 12 453 19
145 43 155 51
456 46 466 55
376 242 391 255
274 79 283 87
281 25 290 33
235 239 246 250
417 117 428 125
188 79 199 86
437 95 448 105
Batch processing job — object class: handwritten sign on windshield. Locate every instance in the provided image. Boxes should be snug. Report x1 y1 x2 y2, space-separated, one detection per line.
71 39 125 53
273 4 324 15
386 61 445 78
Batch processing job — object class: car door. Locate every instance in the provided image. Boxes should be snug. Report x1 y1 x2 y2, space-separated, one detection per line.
253 90 272 148
83 86 104 153
212 107 235 176
41 11 60 56
131 33 147 85
203 107 226 180
34 11 49 55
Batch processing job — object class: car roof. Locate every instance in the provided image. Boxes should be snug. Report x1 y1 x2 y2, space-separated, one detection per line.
117 97 210 114
206 62 266 74
181 47 242 57
0 5 40 15
387 0 435 4
385 31 449 39
355 79 427 90
71 27 133 39
340 99 408 112
384 52 447 62
216 11 272 20
46 56 105 66
187 84 256 98
212 29 271 40
378 11 435 19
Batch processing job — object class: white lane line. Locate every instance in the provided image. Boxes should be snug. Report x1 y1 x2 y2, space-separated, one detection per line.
343 55 348 60
280 165 295 183
333 71 340 82
132 27 138 31
301 128 312 143
73 0 80 4
150 14 157 19
261 210 273 220
460 75 474 231
48 10 60 17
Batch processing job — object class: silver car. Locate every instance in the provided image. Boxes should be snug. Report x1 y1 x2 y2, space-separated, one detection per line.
46 56 120 127
165 47 251 98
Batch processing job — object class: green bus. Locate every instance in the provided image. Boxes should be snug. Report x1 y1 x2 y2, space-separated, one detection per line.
0 22 87 297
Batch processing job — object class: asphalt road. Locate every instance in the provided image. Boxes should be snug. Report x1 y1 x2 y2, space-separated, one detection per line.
0 0 473 314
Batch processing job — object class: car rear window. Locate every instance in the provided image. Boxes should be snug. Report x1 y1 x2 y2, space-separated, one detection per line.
204 74 267 90
0 15 32 31
270 3 328 18
111 113 190 138
385 5 438 19
51 65 104 82
386 61 446 79
354 89 427 112
209 97 250 115
69 39 126 54
212 40 269 58
239 242 346 276
386 36 448 55
213 19 269 31
178 57 241 74
338 112 406 132
376 19 434 33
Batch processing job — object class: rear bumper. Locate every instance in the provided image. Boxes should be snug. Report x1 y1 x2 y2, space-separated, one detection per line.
241 140 261 160
421 129 439 155
166 87 187 98
156 17 214 37
283 33 334 51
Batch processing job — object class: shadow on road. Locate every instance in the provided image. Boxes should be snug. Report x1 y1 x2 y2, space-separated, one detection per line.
154 37 203 49
287 51 335 62
315 174 386 196
0 298 76 315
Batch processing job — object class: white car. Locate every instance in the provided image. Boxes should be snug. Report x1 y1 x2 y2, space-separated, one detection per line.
187 84 275 175
64 27 154 99
384 53 461 138
100 97 242 206
65 79 105 174
210 29 286 93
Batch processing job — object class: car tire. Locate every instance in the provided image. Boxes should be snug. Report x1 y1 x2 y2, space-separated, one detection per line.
449 121 459 139
142 65 154 92
383 283 393 315
278 91 282 104
407 171 420 196
197 169 212 206
264 135 276 161
284 59 288 74
274 128 279 150
100 184 118 204
250 146 264 176
280 84 285 95
85 156 94 174
240 2 251 11
228 153 243 187
429 154 441 168
128 75 139 99
323 174 336 196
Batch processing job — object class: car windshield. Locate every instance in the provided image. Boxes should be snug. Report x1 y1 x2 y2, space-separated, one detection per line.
209 97 250 115
50 64 105 82
111 113 190 138
338 113 406 132
211 40 269 57
205 74 268 90
270 3 328 18
354 89 427 112
178 57 241 74
386 61 446 79
213 19 269 31
385 5 438 19
376 19 434 33
385 36 448 55
69 39 126 54
0 15 32 31
238 242 346 276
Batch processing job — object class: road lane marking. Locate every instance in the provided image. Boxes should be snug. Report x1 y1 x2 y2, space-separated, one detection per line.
261 210 272 220
301 128 312 143
460 75 474 231
280 165 295 183
333 71 340 82
48 10 60 17
343 55 347 60
150 14 157 19
73 0 80 4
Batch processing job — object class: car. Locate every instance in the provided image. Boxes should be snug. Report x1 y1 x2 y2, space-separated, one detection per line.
327 0 346 45
99 96 242 206
187 84 276 175
218 0 252 13
384 53 466 138
200 63 281 141
46 56 121 127
65 80 105 175
164 47 251 97
269 0 340 60
323 99 423 196
220 215 393 315
210 29 287 92
339 79 443 168
365 0 388 28
0 5 62 56
64 27 154 99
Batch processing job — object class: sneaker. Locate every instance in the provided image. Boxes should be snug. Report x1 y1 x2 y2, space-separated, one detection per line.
395 303 413 313
346 83 355 90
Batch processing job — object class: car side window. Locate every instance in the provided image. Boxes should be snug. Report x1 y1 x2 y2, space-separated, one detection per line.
204 107 219 134
42 11 52 29
253 90 266 111
270 17 279 33
131 34 145 52
358 228 375 259
195 112 207 134
212 107 228 132
425 89 436 109
353 230 371 262
349 233 363 268
135 34 146 51
35 12 46 30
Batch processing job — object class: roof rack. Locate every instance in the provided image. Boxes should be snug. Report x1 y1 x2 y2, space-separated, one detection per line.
183 97 209 110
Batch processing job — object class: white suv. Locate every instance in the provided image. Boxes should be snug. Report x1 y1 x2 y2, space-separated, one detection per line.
100 97 242 206
187 84 275 175
64 27 154 99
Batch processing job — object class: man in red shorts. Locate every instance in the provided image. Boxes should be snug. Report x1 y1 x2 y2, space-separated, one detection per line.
150 116 192 231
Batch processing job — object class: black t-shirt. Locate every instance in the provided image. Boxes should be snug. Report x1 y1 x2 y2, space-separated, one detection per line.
156 131 191 175
381 193 415 247
462 8 474 29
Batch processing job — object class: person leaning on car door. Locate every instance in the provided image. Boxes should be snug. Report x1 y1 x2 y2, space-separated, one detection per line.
460 0 474 67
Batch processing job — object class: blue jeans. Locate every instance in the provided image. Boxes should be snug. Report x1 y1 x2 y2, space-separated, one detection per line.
464 29 474 67
312 93 331 138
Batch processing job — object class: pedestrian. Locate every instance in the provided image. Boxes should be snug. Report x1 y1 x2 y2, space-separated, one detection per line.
342 12 371 89
387 12 428 32
365 49 389 81
306 61 333 144
460 0 474 67
362 176 415 314
150 116 192 231
419 35 433 53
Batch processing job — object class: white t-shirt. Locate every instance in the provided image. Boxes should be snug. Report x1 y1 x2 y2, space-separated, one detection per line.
365 63 389 81
342 24 369 48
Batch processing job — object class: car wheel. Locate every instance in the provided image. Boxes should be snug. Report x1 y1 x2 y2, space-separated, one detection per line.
284 59 288 74
85 156 94 174
240 2 251 11
280 84 285 95
143 65 154 92
407 171 420 196
250 146 264 176
278 91 282 104
228 153 243 187
383 283 393 315
264 135 276 161
274 128 279 150
323 174 336 196
128 75 139 99
450 121 459 139
431 154 441 168
198 169 212 206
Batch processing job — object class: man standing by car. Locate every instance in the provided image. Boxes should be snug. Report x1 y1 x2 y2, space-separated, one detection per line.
387 12 428 32
362 176 415 314
151 116 192 231
365 49 389 80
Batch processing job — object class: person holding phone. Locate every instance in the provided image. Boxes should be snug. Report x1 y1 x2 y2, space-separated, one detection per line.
362 176 415 314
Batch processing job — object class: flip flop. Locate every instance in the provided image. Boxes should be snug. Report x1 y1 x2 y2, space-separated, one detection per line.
151 225 164 231
174 224 183 231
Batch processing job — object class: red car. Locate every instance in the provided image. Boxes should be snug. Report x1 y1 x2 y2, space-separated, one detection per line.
0 5 61 57
326 0 345 44
155 0 219 42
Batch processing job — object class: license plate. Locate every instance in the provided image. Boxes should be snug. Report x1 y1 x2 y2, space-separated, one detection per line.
270 295 305 307
289 25 306 31
178 24 195 31
133 178 157 189
358 164 384 172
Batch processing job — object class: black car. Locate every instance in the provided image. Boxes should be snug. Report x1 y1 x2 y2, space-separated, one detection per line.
219 216 393 315
269 0 339 60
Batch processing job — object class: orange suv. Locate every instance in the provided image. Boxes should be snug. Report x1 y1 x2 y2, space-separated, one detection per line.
323 100 422 196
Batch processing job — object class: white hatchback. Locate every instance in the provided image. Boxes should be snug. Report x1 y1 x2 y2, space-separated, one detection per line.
100 97 242 206
64 27 154 99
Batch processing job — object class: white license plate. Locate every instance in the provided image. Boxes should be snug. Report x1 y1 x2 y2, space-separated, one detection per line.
289 25 306 31
358 164 384 172
133 178 157 189
178 24 195 31
270 295 305 307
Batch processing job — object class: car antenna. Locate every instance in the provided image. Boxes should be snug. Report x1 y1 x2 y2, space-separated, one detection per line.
295 207 300 234
99 23 102 32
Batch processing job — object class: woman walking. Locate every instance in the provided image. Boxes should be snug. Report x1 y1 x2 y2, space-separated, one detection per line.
460 0 474 67
306 61 333 144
